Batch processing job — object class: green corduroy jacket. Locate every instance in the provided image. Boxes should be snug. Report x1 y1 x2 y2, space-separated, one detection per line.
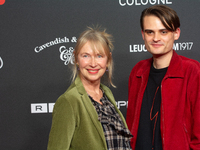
47 76 128 150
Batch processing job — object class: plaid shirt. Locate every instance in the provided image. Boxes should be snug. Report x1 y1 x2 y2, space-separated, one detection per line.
89 91 132 150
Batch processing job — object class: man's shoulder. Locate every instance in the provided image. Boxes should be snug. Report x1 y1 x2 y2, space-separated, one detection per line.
132 58 152 71
174 54 200 77
179 55 200 68
129 58 152 79
174 54 200 74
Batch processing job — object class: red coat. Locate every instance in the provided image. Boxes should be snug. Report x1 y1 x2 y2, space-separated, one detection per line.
126 50 200 150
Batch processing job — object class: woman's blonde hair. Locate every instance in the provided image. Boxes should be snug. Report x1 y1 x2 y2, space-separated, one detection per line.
71 26 115 87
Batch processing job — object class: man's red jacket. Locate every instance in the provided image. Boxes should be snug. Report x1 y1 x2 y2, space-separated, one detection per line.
126 50 200 150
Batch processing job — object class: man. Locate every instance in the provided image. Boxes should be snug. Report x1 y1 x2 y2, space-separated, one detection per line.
126 5 200 150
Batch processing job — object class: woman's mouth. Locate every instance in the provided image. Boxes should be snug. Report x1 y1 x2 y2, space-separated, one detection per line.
88 69 99 74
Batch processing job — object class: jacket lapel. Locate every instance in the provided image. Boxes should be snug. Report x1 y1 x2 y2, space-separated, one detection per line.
74 76 107 147
165 50 184 78
102 85 128 128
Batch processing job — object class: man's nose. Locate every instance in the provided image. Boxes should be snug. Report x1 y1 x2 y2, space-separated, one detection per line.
153 32 161 41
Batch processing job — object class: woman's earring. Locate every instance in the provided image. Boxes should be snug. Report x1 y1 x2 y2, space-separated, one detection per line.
77 64 79 70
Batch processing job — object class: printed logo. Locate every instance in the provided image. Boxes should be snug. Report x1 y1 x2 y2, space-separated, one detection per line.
59 46 74 65
173 42 193 51
129 44 147 52
129 42 194 52
31 103 54 113
116 101 128 109
0 0 5 5
0 57 3 69
119 0 172 6
31 102 127 113
34 36 77 65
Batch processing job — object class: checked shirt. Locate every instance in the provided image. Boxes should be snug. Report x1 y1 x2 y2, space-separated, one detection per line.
89 91 132 150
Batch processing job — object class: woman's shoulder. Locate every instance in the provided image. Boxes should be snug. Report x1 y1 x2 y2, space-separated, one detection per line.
55 84 80 106
100 83 112 93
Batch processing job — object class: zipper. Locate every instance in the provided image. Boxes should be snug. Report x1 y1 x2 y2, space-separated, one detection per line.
131 76 144 133
184 125 188 133
161 84 165 150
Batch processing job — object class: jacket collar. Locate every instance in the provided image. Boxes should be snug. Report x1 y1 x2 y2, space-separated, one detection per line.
74 76 107 147
74 75 87 95
136 50 184 78
136 58 152 77
165 50 184 78
74 75 110 95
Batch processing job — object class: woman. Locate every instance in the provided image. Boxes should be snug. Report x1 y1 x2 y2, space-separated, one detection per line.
47 26 132 150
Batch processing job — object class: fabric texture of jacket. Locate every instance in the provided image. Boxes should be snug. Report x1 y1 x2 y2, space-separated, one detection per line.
126 50 200 150
47 76 128 150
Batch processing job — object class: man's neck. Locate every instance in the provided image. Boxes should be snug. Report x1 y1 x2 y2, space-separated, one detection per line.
152 50 173 69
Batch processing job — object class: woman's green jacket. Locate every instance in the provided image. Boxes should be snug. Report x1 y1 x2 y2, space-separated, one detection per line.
47 76 128 150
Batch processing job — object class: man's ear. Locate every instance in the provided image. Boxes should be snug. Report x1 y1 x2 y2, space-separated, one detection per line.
174 28 181 40
141 30 145 40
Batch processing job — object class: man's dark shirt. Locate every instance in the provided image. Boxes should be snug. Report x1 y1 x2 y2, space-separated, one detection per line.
135 64 168 150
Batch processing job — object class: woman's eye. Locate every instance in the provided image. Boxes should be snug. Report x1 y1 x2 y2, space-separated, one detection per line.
83 55 88 57
97 55 102 58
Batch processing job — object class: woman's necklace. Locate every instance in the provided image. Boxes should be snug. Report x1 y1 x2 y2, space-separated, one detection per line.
86 88 103 104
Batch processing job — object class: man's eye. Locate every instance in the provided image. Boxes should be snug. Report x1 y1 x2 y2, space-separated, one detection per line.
146 31 153 35
161 31 167 34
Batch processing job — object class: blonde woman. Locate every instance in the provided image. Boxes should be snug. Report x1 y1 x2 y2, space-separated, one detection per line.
47 26 132 150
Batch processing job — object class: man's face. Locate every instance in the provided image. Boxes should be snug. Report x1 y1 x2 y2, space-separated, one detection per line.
141 15 180 57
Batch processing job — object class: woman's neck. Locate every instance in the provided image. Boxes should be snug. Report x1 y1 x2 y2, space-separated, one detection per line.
81 79 103 104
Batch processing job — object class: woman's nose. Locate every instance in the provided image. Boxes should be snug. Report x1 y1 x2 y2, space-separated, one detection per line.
90 57 97 67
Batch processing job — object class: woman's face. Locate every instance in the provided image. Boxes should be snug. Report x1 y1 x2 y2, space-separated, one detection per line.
77 42 108 84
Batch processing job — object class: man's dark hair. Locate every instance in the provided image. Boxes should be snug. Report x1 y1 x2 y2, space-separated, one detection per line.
140 5 180 31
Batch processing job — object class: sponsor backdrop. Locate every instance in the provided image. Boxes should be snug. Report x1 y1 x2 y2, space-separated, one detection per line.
1 0 200 149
